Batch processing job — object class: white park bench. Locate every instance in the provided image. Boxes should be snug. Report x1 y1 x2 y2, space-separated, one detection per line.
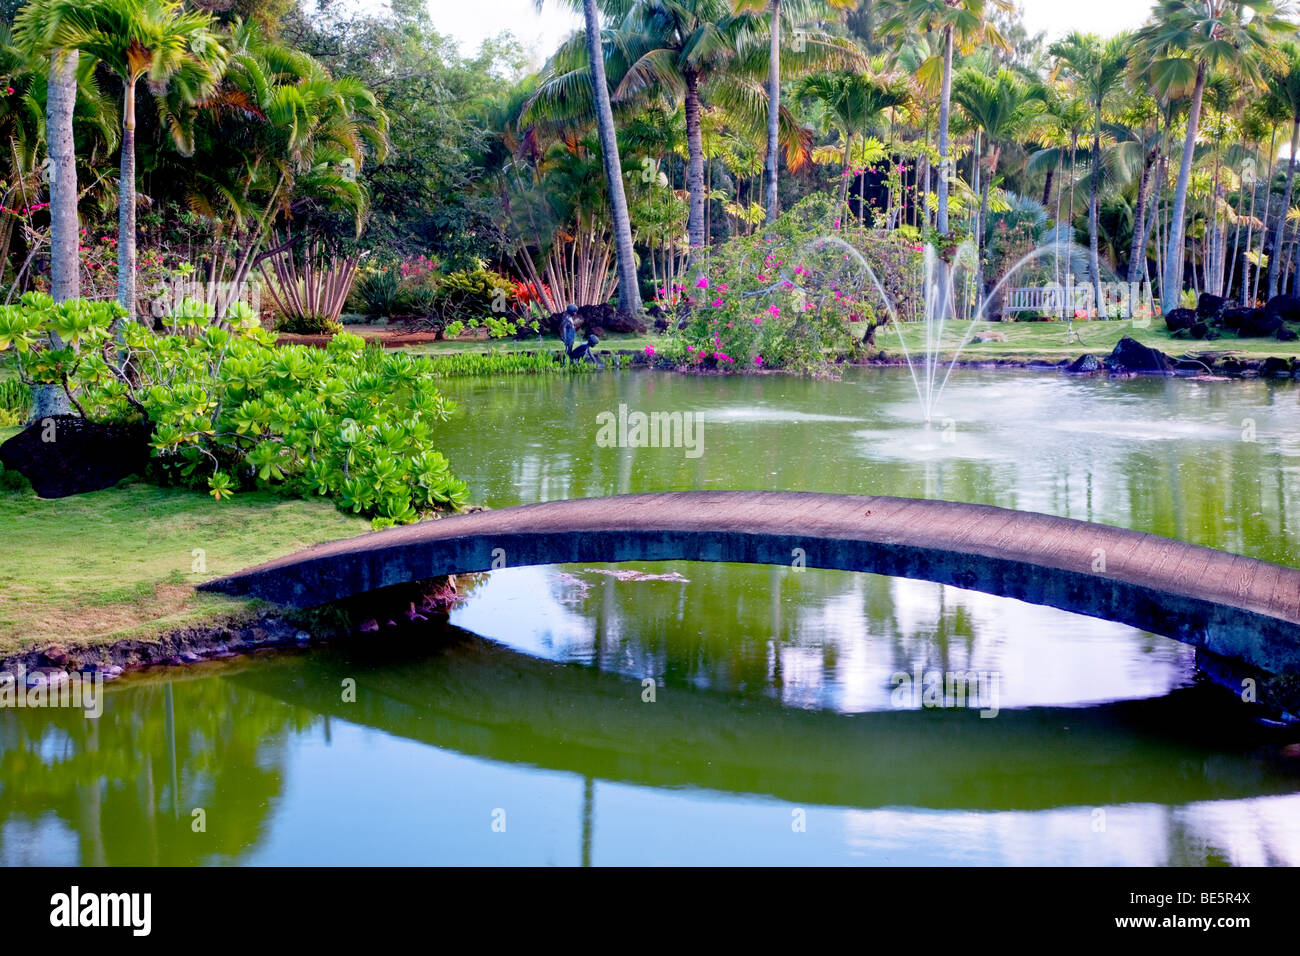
1004 285 1095 318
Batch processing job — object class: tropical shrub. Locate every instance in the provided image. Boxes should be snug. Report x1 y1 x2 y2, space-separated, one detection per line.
261 241 360 336
654 195 923 371
0 294 468 527
423 267 515 327
352 262 403 317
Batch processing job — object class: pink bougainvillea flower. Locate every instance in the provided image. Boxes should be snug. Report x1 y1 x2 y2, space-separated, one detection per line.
717 284 728 292
644 346 655 357
757 274 768 282
754 356 764 366
711 298 723 308
696 276 709 289
767 305 780 318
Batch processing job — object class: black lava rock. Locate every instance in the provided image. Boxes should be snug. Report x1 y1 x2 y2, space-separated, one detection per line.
1107 336 1171 374
1196 293 1226 318
1220 308 1257 332
1164 308 1197 332
1065 354 1102 374
0 415 153 498
1264 294 1300 325
1238 311 1284 338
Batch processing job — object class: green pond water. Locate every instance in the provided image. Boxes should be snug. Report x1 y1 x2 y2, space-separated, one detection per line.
4 367 1300 865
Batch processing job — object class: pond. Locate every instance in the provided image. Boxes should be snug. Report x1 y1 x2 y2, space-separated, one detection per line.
3 368 1300 865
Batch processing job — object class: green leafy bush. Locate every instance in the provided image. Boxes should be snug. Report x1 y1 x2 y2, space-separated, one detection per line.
424 267 514 326
0 293 469 528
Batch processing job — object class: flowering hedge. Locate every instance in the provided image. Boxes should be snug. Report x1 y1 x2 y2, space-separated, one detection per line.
651 194 925 372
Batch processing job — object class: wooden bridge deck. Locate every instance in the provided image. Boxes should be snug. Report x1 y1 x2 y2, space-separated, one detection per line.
202 491 1300 674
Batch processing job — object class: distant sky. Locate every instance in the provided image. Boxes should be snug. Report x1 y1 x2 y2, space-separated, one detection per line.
425 0 1157 60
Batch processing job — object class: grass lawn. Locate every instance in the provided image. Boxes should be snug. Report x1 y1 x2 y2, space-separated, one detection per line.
0 475 369 657
879 318 1300 365
390 318 1300 367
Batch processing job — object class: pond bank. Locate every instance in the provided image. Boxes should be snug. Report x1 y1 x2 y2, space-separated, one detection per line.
0 575 464 684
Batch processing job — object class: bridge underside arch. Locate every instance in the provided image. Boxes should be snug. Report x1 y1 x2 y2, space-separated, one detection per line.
201 492 1300 675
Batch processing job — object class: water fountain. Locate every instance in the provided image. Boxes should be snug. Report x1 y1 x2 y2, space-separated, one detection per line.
800 236 1086 423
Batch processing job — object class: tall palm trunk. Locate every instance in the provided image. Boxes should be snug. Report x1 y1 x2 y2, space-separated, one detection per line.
936 24 954 236
1268 115 1300 299
1088 116 1103 317
1253 121 1279 304
1232 154 1255 304
763 0 781 224
1127 145 1158 288
1161 60 1206 314
117 80 137 319
32 48 79 421
978 145 998 300
684 70 707 251
583 0 642 314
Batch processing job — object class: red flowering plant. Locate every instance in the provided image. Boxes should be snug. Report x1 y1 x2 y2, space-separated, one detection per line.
656 195 923 371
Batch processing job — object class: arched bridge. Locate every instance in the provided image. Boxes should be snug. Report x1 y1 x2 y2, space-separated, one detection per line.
201 491 1300 675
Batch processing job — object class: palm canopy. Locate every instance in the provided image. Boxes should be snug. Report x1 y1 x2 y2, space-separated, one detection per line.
169 19 389 233
1265 40 1300 122
1135 0 1289 98
953 68 1046 147
1049 32 1130 114
876 0 1012 52
524 0 859 167
40 0 227 90
797 70 910 143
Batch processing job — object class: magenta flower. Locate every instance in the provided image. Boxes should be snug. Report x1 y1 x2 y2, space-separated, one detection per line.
754 356 763 366
696 276 709 289
644 346 655 357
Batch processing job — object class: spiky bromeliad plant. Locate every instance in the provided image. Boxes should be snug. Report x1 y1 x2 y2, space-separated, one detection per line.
0 292 468 527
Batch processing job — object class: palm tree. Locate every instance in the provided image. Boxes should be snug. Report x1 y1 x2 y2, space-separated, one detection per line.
13 1 80 305
1265 41 1300 298
952 67 1045 293
1050 32 1129 314
46 0 226 318
1135 0 1288 314
797 70 909 219
733 0 855 225
14 2 81 418
158 20 387 307
539 0 642 314
877 0 1011 238
528 0 856 251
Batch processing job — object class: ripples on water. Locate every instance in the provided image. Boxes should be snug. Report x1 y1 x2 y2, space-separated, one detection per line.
3 369 1299 865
